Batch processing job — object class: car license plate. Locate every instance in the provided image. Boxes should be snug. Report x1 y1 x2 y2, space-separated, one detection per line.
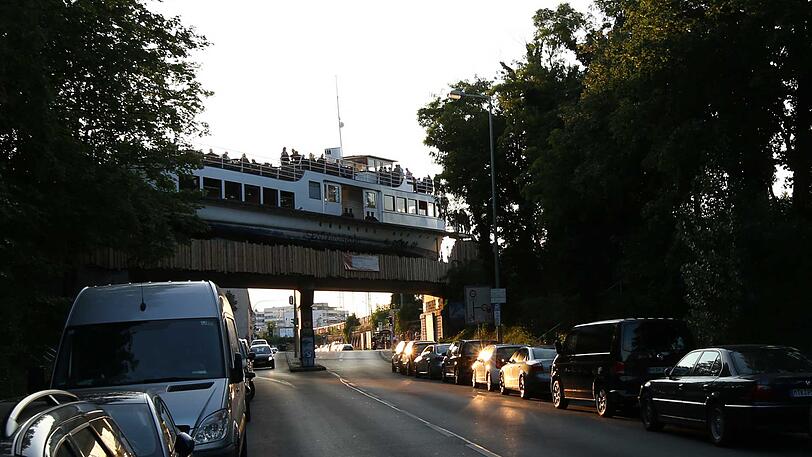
647 367 668 375
791 388 812 398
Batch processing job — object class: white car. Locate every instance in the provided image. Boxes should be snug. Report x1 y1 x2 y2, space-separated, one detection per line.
251 339 268 346
471 344 522 391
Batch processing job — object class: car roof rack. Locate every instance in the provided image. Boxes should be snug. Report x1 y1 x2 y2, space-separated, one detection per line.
3 390 79 438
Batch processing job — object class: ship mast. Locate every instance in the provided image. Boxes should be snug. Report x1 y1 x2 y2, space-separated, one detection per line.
335 75 344 152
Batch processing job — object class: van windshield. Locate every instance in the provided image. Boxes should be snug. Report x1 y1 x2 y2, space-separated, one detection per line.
53 318 225 388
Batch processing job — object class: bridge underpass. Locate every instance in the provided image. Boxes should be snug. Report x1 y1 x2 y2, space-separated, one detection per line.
81 238 456 367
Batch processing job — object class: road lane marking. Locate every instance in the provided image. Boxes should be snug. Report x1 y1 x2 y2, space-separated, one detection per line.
327 370 502 457
254 377 296 388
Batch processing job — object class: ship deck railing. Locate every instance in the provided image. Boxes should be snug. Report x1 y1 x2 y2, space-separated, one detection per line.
202 153 435 194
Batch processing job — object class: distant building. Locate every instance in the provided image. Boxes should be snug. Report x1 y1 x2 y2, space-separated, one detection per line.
254 302 348 338
224 288 254 340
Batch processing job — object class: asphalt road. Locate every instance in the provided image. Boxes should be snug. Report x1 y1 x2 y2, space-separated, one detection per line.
247 350 810 457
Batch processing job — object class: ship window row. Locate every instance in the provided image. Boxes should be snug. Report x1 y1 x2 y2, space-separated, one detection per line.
382 194 436 217
185 176 295 209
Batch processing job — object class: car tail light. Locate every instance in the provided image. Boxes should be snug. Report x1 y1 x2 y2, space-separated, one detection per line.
749 384 776 402
611 362 625 375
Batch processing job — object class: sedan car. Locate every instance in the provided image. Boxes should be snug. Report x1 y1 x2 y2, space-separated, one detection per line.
252 344 275 368
250 339 267 347
400 341 435 375
442 339 497 385
471 344 520 391
391 340 407 373
414 344 451 379
499 346 558 399
239 338 257 401
81 391 195 457
0 389 193 457
639 345 812 446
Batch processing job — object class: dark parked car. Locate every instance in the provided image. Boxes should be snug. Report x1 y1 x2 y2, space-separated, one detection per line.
392 340 407 373
239 338 257 402
499 346 558 399
471 344 520 391
551 318 694 417
0 390 194 457
252 344 275 368
414 344 451 379
442 339 497 385
640 345 812 446
399 341 434 376
80 391 196 457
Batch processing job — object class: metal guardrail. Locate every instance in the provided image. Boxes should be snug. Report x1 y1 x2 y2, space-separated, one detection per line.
201 154 435 194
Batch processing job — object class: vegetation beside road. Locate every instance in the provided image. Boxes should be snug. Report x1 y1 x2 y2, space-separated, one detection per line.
0 0 209 396
421 1 812 350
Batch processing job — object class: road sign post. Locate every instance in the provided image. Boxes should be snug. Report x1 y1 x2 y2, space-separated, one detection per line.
490 288 506 342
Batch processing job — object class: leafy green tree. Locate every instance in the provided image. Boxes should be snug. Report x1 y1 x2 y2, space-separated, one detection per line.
391 294 422 335
0 0 209 395
343 314 361 342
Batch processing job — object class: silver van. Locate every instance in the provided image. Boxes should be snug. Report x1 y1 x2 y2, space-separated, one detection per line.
51 281 249 457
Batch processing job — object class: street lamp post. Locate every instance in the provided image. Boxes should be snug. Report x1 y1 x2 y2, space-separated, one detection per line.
449 89 501 343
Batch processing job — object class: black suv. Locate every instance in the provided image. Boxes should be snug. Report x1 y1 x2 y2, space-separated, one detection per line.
442 339 497 385
551 318 694 417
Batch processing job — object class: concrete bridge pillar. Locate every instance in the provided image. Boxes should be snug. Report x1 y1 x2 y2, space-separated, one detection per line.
295 287 316 367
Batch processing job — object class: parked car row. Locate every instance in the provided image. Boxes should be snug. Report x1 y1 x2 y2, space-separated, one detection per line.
2 281 256 457
316 342 354 352
392 318 812 446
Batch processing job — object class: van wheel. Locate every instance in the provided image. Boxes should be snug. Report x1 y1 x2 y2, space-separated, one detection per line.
486 372 495 392
595 386 614 417
472 371 478 388
640 394 664 431
499 374 508 395
454 367 462 385
552 379 568 409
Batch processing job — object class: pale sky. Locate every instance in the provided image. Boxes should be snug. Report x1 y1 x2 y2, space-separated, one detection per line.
148 0 594 317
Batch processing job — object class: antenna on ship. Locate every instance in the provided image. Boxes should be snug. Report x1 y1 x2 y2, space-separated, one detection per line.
335 75 344 153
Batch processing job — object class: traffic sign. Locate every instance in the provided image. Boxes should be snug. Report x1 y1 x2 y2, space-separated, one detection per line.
464 286 493 324
491 288 507 304
493 303 502 326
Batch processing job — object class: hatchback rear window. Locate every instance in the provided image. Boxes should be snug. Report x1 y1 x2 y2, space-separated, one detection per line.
621 321 692 354
731 348 812 375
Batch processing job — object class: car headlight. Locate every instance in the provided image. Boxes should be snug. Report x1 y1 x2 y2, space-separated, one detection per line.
194 409 229 444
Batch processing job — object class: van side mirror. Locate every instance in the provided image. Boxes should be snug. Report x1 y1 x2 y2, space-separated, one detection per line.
247 351 256 361
554 341 563 354
230 353 244 383
175 432 195 457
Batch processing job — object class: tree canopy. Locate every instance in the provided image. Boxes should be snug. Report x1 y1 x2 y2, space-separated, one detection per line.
0 0 209 395
421 0 812 349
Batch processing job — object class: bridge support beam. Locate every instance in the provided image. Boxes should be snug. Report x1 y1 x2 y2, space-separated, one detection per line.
295 287 316 368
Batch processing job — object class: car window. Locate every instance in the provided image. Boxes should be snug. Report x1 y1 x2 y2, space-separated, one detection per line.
72 427 110 457
495 346 520 361
621 320 693 355
530 347 557 360
563 331 579 354
730 347 812 375
155 399 177 450
671 351 702 377
516 349 529 363
462 342 483 356
574 324 614 354
225 318 239 355
102 404 161 457
253 346 271 354
90 418 134 457
693 351 722 377
436 344 450 354
422 345 433 355
55 442 79 457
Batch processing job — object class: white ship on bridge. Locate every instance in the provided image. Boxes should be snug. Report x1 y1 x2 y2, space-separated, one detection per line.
178 147 447 258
